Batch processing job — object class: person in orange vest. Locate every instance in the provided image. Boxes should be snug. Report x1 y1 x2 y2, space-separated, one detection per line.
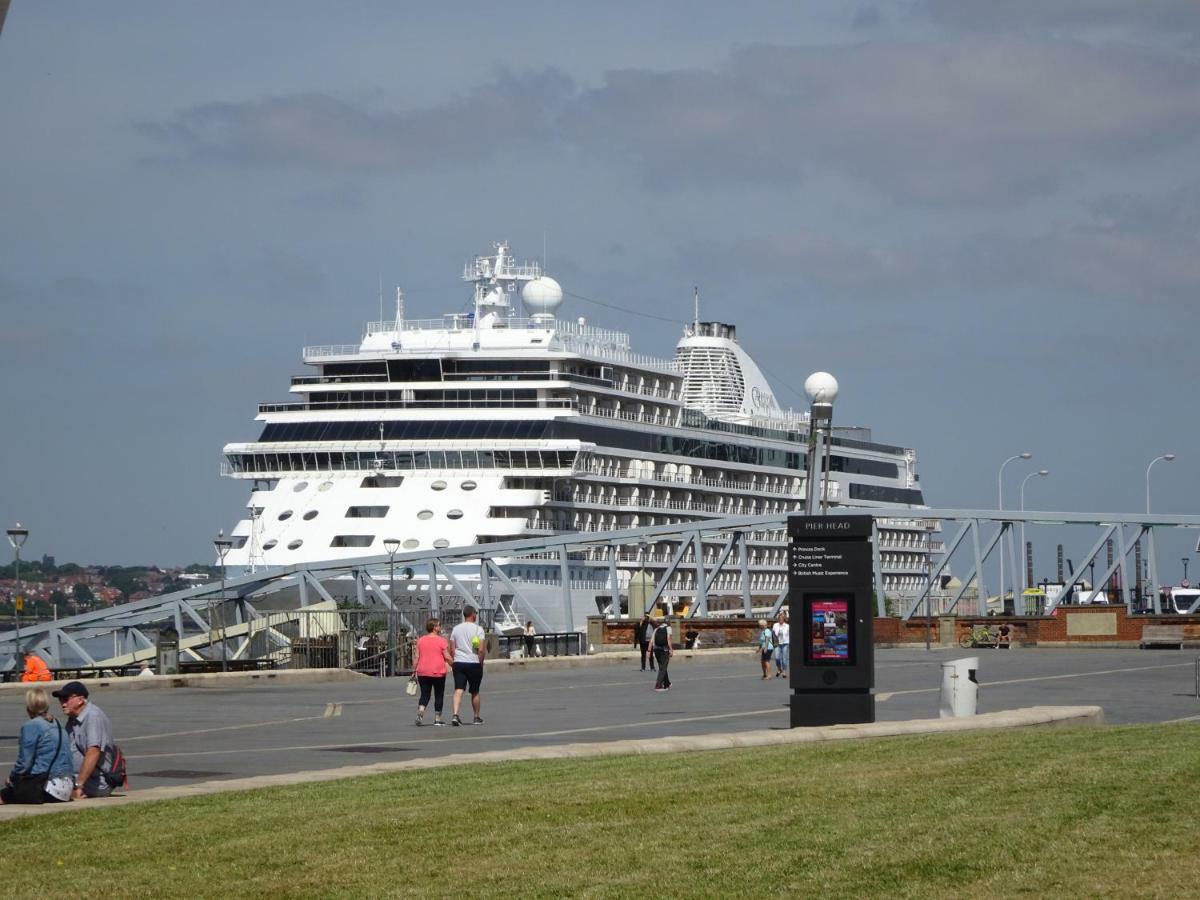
20 651 52 682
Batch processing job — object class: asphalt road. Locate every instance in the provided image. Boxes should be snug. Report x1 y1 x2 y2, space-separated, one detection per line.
2 648 1198 794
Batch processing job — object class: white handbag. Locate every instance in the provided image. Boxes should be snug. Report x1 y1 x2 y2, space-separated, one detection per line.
405 676 418 697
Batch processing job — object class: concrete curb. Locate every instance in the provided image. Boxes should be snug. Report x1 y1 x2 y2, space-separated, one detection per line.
0 668 369 695
0 705 1102 821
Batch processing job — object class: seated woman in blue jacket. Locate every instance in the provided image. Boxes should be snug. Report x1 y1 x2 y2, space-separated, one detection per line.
0 687 75 804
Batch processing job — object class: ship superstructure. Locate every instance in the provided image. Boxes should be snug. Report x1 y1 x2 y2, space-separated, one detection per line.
220 243 936 622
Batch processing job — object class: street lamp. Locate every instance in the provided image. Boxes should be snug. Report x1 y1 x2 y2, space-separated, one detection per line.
213 529 233 673
384 538 401 675
1019 470 1049 596
1145 453 1176 514
1182 557 1190 586
997 453 1033 612
7 522 28 660
1144 454 1176 614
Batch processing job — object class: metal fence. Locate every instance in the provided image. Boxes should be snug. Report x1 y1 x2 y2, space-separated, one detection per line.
247 606 593 676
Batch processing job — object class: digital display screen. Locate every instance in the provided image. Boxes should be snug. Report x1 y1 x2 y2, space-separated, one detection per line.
805 597 854 665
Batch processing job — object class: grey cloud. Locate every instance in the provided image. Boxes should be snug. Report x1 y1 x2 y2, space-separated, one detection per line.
136 40 1200 209
565 39 1200 205
137 68 575 171
922 0 1200 38
683 183 1200 312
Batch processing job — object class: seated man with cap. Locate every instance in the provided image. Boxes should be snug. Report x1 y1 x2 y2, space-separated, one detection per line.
52 681 118 799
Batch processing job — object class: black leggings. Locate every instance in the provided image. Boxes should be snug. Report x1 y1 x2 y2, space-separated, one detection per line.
417 675 446 713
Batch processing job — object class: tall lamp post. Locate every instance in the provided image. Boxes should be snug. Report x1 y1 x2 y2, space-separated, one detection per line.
1144 453 1176 613
213 530 233 673
384 538 401 675
997 452 1033 612
1182 557 1190 587
7 523 29 661
1019 469 1049 600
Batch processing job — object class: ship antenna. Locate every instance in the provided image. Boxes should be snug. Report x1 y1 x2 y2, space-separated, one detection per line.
378 271 384 325
395 287 405 327
693 286 700 330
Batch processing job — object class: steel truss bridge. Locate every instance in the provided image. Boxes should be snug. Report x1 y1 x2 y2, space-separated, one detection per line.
4 508 1199 669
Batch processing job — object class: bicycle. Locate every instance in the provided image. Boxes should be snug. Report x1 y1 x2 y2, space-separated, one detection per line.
959 624 997 648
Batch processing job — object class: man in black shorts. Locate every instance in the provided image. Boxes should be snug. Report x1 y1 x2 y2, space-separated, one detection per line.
449 606 487 726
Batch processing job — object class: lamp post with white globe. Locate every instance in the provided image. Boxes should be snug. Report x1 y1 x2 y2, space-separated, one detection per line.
7 523 28 660
803 372 838 516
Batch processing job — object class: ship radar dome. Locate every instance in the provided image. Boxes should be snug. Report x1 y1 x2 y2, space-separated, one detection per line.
522 276 563 319
804 371 839 405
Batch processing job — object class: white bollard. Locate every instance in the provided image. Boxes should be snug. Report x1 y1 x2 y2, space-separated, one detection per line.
939 657 979 718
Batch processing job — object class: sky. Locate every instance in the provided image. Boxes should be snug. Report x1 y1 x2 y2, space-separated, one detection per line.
0 1 1197 576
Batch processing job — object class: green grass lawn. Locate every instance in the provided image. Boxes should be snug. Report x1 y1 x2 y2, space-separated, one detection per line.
4 724 1200 898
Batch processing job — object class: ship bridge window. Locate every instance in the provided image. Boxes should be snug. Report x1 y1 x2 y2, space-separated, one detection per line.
346 505 389 518
323 361 387 378
386 358 442 382
361 475 404 488
330 535 375 548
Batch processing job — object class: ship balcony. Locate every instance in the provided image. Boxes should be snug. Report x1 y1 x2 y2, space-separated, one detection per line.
578 464 802 497
547 496 790 517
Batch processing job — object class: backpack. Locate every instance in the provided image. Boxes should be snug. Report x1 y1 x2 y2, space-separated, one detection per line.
653 625 669 649
103 745 128 789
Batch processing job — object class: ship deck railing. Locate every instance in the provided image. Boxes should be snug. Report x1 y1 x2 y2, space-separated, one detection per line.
578 466 802 496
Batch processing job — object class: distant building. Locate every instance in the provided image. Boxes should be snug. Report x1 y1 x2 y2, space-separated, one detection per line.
41 555 55 568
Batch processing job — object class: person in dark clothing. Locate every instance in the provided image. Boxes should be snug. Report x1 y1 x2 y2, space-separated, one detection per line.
652 619 672 691
635 613 655 671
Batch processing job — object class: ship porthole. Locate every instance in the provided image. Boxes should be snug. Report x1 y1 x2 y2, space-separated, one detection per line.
263 539 278 550
293 481 309 492
431 480 448 491
417 510 433 520
447 509 463 520
303 510 319 520
433 538 450 549
287 539 304 550
460 480 477 491
403 538 419 549
278 510 293 521
318 481 334 492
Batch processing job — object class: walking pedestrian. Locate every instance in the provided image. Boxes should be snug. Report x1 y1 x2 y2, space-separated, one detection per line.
523 621 538 658
652 618 672 691
450 606 487 726
635 613 655 671
772 612 790 678
413 618 453 726
756 619 774 680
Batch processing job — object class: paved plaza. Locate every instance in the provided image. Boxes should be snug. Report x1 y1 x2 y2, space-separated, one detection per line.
1 648 1197 795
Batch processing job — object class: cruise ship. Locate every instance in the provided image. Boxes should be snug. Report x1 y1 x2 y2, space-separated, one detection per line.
220 243 935 625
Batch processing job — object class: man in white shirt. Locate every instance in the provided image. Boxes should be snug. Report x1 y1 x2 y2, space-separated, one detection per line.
449 606 487 726
772 613 790 678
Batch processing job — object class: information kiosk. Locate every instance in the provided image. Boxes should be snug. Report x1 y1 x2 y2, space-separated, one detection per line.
788 514 875 727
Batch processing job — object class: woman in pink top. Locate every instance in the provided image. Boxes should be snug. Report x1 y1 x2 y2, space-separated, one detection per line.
413 618 453 726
